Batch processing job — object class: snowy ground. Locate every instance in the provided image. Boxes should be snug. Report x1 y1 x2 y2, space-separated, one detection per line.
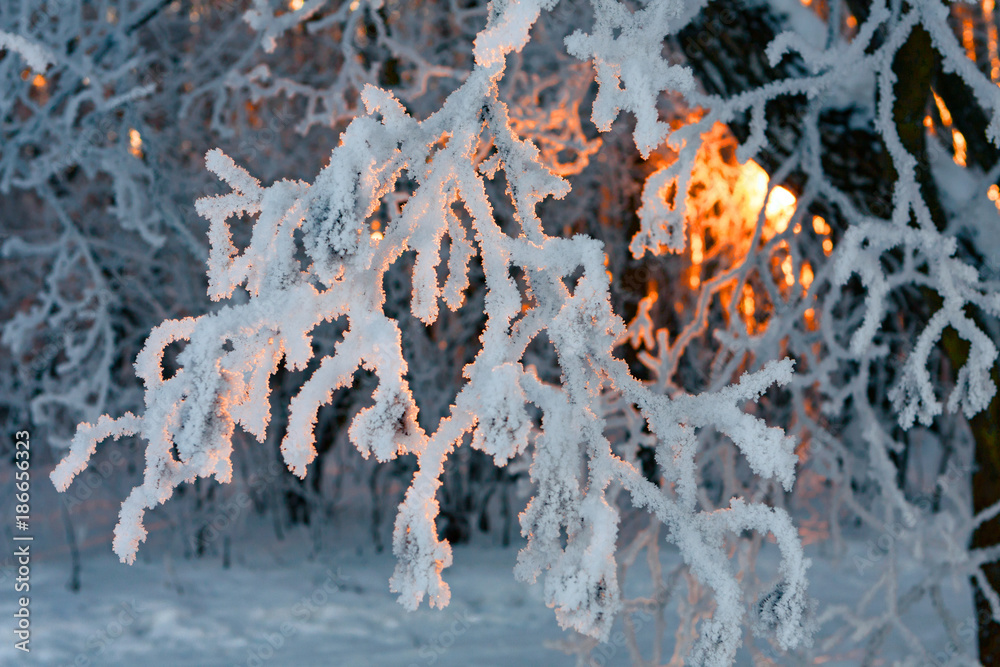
2 538 581 667
0 464 977 667
0 525 976 666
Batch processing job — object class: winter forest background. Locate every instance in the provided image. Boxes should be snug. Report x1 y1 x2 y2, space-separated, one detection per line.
3 0 1000 664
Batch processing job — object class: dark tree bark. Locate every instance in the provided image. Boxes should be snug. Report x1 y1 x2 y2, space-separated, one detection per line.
674 3 896 217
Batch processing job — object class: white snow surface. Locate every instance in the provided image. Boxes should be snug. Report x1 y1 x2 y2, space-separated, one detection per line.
0 526 973 666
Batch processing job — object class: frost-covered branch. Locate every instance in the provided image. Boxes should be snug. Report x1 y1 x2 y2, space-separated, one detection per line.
51 0 815 661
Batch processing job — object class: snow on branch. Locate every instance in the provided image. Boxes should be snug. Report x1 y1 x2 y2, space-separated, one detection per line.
0 30 55 72
51 0 813 660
